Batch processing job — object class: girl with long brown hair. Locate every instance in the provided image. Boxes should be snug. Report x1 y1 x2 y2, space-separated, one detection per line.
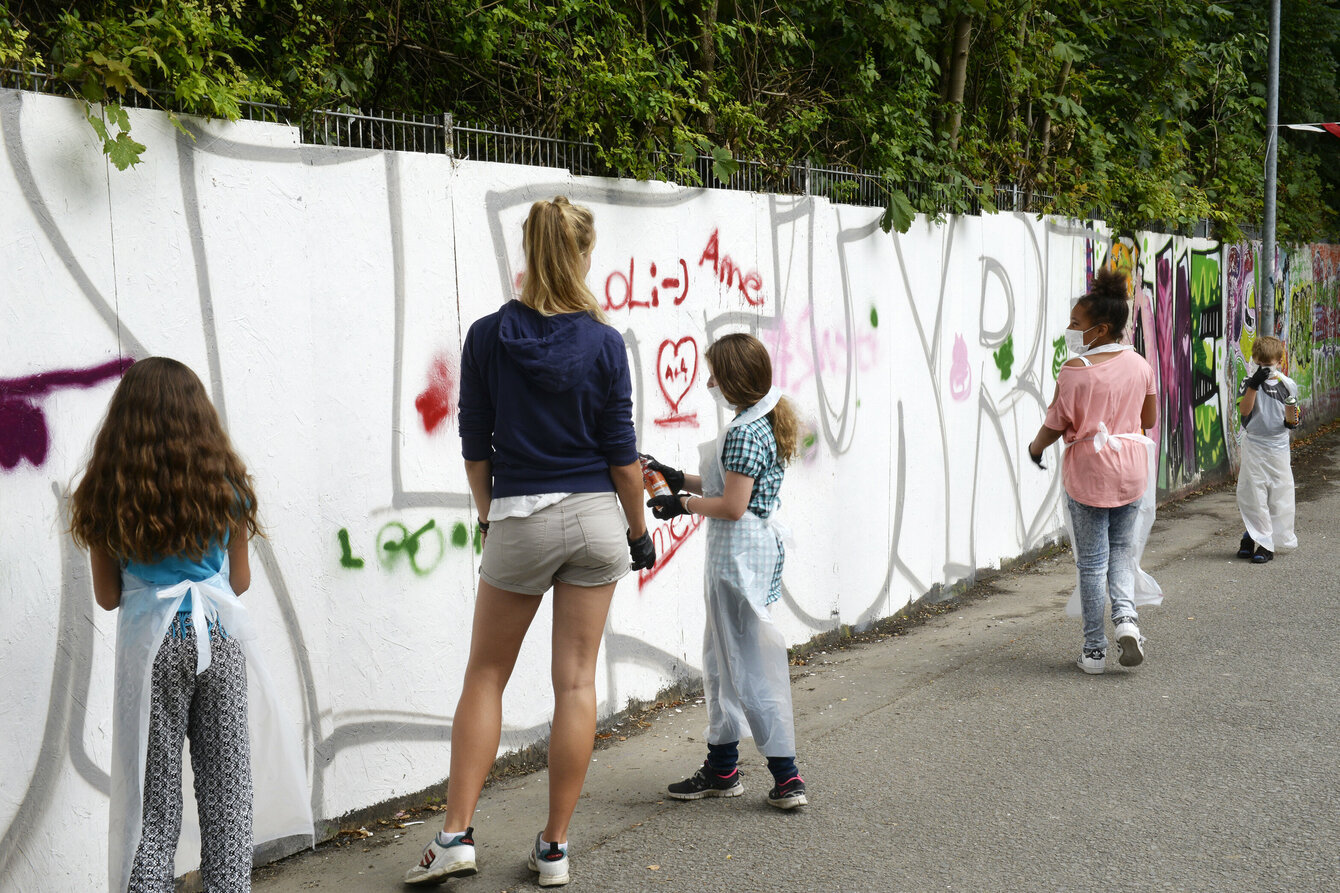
406 196 653 888
70 356 311 893
643 332 808 810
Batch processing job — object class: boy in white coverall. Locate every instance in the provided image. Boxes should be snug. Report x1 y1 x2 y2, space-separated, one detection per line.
1236 335 1300 564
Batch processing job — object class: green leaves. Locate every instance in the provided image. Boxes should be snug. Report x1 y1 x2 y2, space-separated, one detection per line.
85 103 146 170
880 188 915 234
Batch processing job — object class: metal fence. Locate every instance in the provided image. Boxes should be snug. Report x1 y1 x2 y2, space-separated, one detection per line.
1 64 1057 215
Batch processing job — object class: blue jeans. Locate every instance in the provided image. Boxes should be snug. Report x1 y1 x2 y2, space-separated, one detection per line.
1065 494 1140 651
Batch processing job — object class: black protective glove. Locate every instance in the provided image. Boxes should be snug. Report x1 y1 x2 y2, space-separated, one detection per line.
647 493 691 521
1245 365 1271 390
1028 445 1047 470
640 453 686 493
628 531 656 570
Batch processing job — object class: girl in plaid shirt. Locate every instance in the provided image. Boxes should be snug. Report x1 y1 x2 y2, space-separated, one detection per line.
645 333 808 809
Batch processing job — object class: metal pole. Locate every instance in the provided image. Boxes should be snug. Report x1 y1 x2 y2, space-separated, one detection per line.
1261 0 1280 336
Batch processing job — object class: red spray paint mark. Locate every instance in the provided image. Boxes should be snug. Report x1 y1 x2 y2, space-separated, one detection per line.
638 512 705 589
699 229 764 306
0 357 134 472
604 257 690 312
414 353 457 434
654 337 699 428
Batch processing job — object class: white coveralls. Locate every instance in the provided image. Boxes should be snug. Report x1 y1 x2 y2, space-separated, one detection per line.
109 568 314 893
1059 343 1164 618
1237 370 1298 552
699 388 795 757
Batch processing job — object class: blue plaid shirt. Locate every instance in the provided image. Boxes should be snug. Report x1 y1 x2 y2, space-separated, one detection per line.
721 416 785 603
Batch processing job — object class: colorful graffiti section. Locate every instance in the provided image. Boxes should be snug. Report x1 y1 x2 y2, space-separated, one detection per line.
1093 237 1340 494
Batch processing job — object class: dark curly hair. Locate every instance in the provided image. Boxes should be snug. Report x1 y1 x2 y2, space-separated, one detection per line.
70 357 260 563
1076 267 1130 338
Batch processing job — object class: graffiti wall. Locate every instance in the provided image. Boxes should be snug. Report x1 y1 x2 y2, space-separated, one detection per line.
3 89 1339 890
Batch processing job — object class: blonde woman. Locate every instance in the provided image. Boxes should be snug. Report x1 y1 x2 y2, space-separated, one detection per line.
406 197 653 888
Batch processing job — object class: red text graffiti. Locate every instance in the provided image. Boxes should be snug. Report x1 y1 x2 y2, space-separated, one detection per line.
699 229 764 306
604 258 690 311
654 337 700 427
638 512 705 588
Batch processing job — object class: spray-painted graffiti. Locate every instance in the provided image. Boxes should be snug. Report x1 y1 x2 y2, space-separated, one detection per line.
0 358 133 470
5 89 1340 891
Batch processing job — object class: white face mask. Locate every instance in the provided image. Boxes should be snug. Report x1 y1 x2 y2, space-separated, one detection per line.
707 384 735 410
1065 325 1096 357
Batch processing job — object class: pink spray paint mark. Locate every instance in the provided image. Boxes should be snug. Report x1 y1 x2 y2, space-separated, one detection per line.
414 353 457 434
0 357 134 471
949 334 972 401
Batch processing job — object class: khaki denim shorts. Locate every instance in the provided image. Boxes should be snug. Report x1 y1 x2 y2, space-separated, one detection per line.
480 492 630 595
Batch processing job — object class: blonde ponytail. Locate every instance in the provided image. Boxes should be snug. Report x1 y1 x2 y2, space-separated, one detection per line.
520 196 606 322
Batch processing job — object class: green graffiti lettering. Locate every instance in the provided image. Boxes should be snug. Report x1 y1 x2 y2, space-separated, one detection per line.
869 306 879 328
993 334 1014 380
1051 336 1067 379
451 521 469 548
377 519 444 577
337 528 364 569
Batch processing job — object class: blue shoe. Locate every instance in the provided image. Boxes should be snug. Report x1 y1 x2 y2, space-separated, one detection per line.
1237 532 1255 559
1252 545 1274 563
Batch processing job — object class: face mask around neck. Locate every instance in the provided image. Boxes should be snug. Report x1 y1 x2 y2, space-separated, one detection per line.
707 385 735 410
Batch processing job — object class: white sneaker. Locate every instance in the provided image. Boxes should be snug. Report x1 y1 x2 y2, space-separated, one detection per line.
1077 648 1106 674
528 833 570 887
1115 621 1145 667
404 828 477 885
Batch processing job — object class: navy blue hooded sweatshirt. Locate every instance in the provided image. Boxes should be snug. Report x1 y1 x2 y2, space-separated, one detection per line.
458 300 638 498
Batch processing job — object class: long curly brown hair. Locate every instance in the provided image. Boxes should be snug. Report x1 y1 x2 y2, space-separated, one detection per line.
705 333 800 465
70 357 260 563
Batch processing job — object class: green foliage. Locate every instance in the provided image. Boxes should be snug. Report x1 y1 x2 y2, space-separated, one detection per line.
2 0 1336 238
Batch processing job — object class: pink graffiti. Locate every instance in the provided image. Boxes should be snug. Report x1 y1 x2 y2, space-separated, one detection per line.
949 334 972 401
766 305 879 392
698 229 764 306
0 357 134 471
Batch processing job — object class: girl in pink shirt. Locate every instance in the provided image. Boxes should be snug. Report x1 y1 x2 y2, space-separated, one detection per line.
1029 269 1158 675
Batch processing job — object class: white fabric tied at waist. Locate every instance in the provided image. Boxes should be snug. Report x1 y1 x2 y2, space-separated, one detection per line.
136 573 250 676
1082 421 1144 453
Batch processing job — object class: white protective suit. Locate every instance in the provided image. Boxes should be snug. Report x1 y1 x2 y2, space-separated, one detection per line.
1237 368 1298 553
699 387 795 757
1058 344 1164 618
109 568 314 893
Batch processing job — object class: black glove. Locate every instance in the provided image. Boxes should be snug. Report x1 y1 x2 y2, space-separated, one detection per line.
640 453 685 493
647 493 691 521
628 531 656 570
1245 365 1271 390
1028 445 1047 470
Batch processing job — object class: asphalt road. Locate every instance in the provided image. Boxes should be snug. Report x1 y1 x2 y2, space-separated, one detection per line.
253 427 1340 893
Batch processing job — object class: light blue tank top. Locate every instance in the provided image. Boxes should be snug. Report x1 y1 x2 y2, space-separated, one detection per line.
122 533 229 612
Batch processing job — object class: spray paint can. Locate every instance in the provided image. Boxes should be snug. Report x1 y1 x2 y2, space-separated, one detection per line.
1284 393 1300 427
640 456 672 497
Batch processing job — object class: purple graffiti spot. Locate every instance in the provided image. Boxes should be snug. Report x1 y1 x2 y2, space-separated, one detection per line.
0 399 48 470
950 334 972 401
0 357 134 471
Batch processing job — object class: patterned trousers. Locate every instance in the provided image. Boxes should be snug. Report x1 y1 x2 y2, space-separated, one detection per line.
128 618 253 893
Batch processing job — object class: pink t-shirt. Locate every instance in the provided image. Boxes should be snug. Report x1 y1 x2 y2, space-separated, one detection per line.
1044 349 1157 507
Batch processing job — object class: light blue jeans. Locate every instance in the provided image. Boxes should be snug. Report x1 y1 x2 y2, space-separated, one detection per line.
1065 494 1140 651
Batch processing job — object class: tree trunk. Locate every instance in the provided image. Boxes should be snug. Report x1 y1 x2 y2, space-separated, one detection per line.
946 13 972 150
700 0 719 132
1038 59 1072 171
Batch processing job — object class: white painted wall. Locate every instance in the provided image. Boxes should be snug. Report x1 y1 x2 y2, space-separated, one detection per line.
3 89 1332 891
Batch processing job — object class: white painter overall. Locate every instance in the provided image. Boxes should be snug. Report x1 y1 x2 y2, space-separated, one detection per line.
1238 369 1299 552
1058 343 1164 618
109 565 314 893
698 388 795 757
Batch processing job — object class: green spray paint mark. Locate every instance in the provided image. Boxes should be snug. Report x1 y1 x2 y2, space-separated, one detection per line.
378 519 444 576
451 521 469 548
474 525 484 554
1051 336 1067 379
993 334 1015 380
337 528 364 569
869 306 879 328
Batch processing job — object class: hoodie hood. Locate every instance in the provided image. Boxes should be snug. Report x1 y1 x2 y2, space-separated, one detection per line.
497 300 602 392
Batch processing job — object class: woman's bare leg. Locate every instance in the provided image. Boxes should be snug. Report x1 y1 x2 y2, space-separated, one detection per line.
442 580 542 832
543 580 617 843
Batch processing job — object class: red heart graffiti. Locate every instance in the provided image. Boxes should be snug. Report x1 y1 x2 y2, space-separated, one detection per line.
656 337 699 413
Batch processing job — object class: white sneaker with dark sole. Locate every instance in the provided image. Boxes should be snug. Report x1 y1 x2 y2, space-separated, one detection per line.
1114 621 1145 667
1077 648 1106 674
528 834 570 887
404 828 477 885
